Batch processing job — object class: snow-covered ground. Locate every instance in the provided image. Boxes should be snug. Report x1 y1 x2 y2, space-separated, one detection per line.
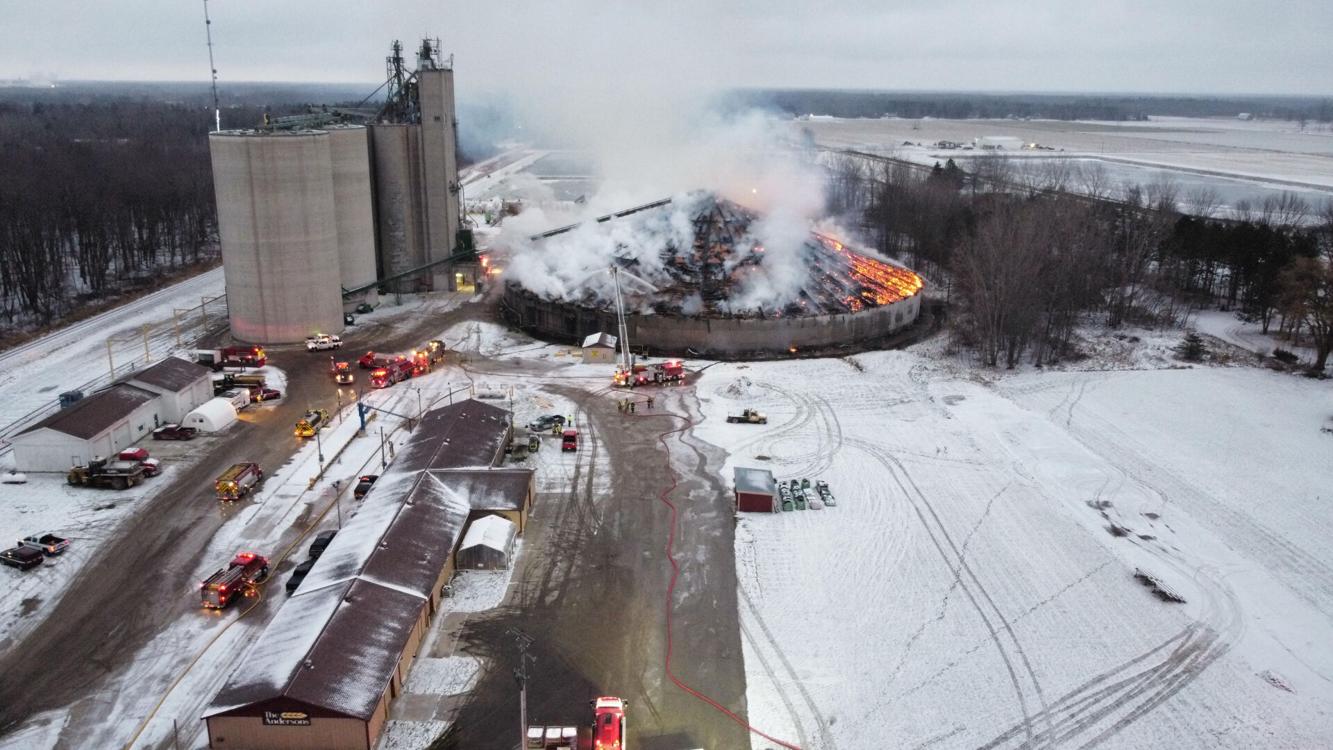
1190 309 1317 365
695 348 1333 749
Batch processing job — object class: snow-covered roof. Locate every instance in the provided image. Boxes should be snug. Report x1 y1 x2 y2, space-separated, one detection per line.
582 332 617 349
429 468 533 511
459 514 516 553
734 466 776 496
205 578 427 721
17 383 158 440
205 401 530 722
127 356 210 392
393 399 512 471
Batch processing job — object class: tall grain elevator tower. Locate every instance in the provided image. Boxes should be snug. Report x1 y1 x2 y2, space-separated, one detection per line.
370 39 463 293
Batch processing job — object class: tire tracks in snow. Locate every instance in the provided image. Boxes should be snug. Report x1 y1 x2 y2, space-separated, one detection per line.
846 437 1053 748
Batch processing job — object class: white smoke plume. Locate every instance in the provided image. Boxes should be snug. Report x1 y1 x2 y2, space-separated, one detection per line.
499 108 832 314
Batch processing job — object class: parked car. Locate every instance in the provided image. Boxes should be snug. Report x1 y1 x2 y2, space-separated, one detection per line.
528 414 566 432
343 313 356 326
355 302 374 314
353 475 378 500
140 458 162 477
308 530 338 559
358 351 381 369
286 557 316 595
1 545 44 571
153 424 198 441
1 470 28 484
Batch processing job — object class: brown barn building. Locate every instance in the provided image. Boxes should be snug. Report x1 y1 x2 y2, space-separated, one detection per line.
203 399 532 750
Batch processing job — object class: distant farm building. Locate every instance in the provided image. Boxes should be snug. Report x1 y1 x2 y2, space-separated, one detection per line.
734 466 777 513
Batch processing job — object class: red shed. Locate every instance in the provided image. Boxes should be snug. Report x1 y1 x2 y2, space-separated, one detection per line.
734 467 777 513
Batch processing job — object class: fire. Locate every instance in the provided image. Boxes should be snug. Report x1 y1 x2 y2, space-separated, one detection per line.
817 234 923 307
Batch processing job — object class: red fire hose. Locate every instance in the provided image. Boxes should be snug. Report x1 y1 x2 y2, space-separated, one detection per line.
638 408 803 750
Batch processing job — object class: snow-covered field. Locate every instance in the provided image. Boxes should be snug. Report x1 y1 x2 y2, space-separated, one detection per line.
697 350 1333 749
797 116 1333 215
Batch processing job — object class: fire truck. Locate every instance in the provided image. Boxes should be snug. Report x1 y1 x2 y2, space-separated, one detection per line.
215 462 263 501
332 361 354 384
369 359 412 389
612 359 685 388
294 409 329 438
195 346 267 370
200 551 269 609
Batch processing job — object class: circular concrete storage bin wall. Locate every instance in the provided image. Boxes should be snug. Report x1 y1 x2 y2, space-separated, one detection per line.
502 284 923 359
209 130 345 344
326 125 378 307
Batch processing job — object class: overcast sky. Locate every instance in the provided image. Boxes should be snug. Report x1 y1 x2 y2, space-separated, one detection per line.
2 0 1330 96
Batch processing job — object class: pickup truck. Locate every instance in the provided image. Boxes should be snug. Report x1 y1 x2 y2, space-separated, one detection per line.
153 424 198 441
305 334 343 352
20 533 70 556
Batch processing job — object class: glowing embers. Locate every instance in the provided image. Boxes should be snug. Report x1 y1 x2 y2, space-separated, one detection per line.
818 235 924 308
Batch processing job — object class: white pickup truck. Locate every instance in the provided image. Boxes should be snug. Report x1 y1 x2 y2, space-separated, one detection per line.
20 533 70 555
305 334 343 351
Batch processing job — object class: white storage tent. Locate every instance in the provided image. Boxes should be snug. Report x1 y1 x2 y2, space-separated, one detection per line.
183 398 238 433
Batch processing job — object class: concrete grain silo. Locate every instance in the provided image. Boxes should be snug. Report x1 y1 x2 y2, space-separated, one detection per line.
417 65 461 288
209 130 345 343
370 123 429 292
326 125 378 306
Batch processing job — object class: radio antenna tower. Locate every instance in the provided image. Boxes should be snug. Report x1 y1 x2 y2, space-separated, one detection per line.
202 0 221 131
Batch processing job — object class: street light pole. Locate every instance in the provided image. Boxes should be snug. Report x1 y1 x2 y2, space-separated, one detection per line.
315 426 325 465
509 628 535 747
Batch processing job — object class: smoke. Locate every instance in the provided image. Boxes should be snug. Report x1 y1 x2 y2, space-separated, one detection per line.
500 108 831 314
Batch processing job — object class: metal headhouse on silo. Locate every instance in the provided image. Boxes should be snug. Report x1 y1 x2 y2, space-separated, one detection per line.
209 129 346 344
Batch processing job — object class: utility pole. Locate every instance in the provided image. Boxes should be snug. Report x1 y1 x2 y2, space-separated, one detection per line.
106 340 115 380
380 426 387 469
200 297 209 330
509 628 535 747
142 324 151 363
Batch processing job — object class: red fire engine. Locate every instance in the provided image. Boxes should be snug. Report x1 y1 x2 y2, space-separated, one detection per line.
370 359 411 388
612 359 685 388
200 551 270 609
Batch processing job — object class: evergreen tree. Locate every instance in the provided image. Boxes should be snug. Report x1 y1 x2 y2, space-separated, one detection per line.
1175 331 1207 362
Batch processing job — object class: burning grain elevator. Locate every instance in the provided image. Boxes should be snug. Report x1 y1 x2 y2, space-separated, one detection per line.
209 39 468 344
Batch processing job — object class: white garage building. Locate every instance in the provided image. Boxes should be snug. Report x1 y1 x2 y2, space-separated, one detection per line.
126 357 212 422
10 384 164 472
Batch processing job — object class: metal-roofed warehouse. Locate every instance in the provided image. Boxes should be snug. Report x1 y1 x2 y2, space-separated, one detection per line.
203 400 533 750
10 383 163 472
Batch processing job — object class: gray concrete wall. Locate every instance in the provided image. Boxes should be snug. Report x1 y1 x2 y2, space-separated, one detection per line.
504 287 923 358
210 131 345 343
327 125 378 306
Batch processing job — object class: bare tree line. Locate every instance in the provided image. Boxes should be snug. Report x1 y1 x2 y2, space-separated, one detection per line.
826 154 1333 370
